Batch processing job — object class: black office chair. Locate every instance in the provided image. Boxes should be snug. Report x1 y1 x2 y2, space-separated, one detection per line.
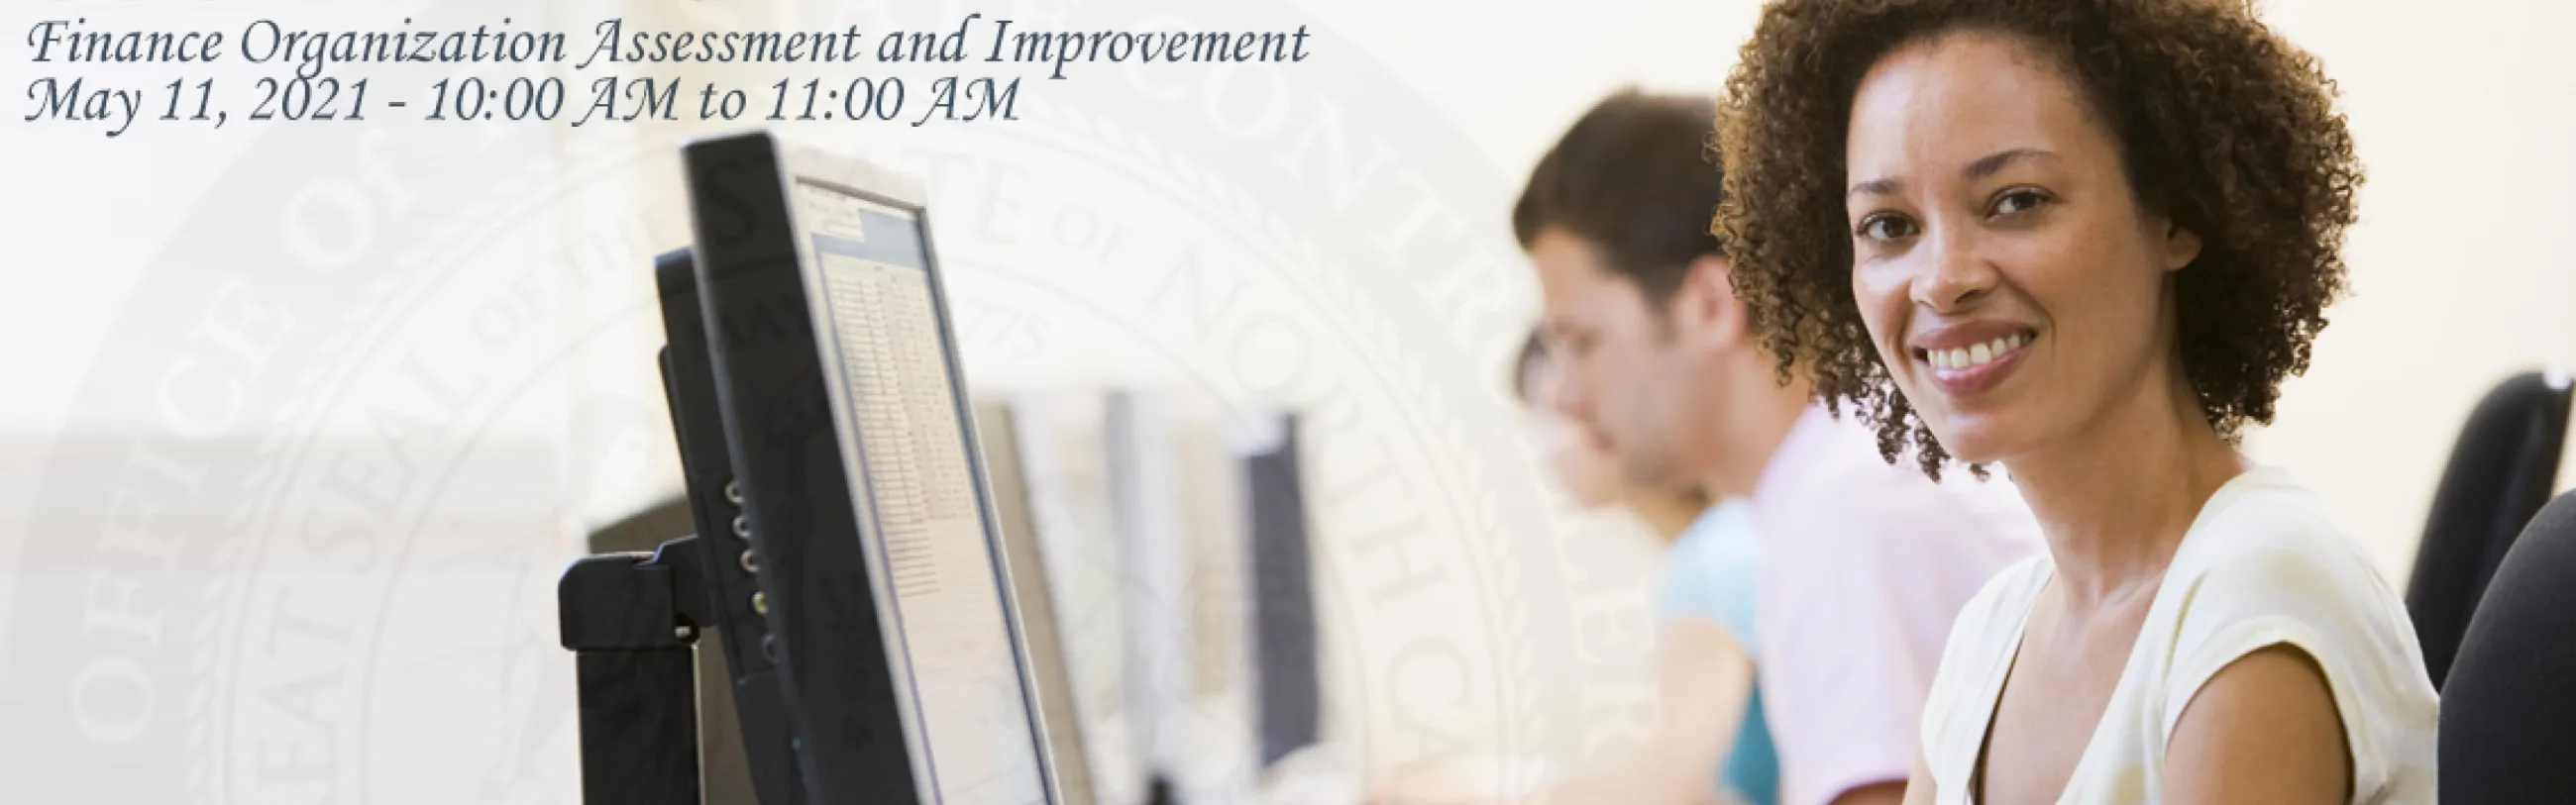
2405 370 2572 689
2439 489 2576 803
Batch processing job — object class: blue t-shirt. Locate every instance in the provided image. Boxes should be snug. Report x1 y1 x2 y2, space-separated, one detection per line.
1658 500 1780 805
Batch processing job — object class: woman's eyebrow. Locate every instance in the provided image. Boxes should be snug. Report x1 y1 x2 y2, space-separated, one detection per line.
1848 148 2058 198
1964 148 2056 181
1848 176 1901 198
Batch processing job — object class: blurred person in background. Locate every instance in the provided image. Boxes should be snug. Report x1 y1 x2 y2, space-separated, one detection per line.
1509 328 1780 805
1520 90 2041 805
1713 1 2437 801
1517 330 1712 543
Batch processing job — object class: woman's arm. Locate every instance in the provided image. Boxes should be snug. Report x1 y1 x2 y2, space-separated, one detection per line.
2163 644 2349 804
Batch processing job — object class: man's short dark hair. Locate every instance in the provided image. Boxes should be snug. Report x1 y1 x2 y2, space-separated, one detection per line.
1512 89 1726 309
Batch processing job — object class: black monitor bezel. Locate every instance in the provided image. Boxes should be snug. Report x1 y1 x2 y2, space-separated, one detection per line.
679 130 1063 805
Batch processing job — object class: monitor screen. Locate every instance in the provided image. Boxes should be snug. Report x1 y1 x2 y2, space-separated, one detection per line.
792 177 1049 803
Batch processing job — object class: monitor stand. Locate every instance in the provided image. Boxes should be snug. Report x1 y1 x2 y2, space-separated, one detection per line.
558 535 717 805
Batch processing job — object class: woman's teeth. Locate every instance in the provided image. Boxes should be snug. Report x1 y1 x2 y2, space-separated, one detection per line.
1928 333 2028 370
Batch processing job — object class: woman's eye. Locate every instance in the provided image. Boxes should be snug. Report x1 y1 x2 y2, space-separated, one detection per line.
1857 214 1917 242
1992 188 2051 216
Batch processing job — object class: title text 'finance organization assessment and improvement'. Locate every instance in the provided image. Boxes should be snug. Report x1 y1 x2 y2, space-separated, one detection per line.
27 17 1313 80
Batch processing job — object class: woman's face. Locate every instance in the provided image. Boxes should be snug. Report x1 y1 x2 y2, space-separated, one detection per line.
1842 30 2200 465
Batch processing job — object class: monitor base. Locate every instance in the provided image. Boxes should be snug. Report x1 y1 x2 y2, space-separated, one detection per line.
558 537 715 805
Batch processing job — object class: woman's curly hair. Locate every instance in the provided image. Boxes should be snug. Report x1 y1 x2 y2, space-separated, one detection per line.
1712 0 2361 477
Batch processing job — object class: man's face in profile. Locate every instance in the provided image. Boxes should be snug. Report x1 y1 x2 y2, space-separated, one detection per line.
1529 229 1701 490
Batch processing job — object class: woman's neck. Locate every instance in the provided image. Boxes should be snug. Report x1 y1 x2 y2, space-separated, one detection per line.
2001 368 2249 608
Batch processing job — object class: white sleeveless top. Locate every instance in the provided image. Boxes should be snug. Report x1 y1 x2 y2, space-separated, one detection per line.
1919 468 2438 804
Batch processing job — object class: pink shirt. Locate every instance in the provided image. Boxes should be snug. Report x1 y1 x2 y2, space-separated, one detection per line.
1750 407 2041 805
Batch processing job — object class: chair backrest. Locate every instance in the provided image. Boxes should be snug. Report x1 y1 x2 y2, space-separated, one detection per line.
2406 370 2572 689
2439 489 2576 802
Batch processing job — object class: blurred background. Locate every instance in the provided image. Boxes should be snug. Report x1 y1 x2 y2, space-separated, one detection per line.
2 0 2573 802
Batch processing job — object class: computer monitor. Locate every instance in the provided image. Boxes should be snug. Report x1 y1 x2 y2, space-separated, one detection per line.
652 247 801 805
973 401 1098 805
999 393 1146 805
1238 414 1320 770
1100 395 1321 800
1096 392 1177 801
679 132 1064 804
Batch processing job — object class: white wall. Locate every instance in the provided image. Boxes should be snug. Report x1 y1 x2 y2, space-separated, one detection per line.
2242 0 2576 574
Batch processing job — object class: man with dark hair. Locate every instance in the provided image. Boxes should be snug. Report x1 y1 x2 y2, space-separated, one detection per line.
1516 90 2040 805
1513 92 1725 311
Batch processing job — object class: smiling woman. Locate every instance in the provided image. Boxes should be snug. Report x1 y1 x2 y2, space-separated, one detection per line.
1716 1 2360 478
1712 1 2437 804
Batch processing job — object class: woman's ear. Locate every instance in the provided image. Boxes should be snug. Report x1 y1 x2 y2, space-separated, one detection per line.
2162 219 2203 272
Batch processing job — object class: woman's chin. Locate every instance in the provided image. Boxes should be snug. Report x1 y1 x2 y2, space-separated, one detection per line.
1924 418 2016 469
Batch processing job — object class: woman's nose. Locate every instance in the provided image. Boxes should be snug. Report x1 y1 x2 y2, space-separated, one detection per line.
1910 226 2000 313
